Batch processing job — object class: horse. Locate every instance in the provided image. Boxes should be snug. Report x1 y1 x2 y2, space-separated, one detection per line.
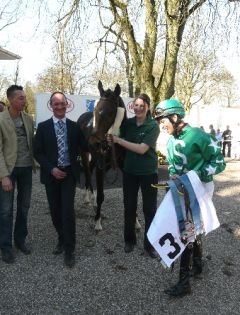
77 81 141 231
77 81 125 230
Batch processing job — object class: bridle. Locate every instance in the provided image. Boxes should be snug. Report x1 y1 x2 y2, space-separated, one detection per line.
90 94 123 183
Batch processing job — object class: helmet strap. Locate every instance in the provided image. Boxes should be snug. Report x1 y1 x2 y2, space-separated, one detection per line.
167 115 185 136
175 122 187 136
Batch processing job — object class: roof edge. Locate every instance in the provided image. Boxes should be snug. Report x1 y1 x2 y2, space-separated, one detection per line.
0 47 22 60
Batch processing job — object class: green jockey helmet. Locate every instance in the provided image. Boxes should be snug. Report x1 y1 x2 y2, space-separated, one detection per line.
154 99 185 119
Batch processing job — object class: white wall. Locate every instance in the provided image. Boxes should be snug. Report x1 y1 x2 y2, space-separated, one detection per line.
187 103 240 133
35 93 134 126
156 103 224 155
156 104 240 157
35 94 240 158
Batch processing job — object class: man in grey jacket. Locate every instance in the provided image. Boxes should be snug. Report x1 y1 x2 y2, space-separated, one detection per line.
0 85 35 264
0 101 5 112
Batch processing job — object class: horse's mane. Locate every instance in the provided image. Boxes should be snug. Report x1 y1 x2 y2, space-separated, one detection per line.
102 89 113 97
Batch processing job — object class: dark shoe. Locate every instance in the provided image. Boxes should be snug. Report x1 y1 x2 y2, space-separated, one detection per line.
124 243 134 253
52 243 64 255
191 258 203 277
192 237 203 277
165 267 191 297
2 249 15 264
164 281 191 297
145 248 158 259
64 252 75 268
15 243 31 255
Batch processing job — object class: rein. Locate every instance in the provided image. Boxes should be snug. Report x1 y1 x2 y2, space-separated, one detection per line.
94 140 119 185
91 92 125 185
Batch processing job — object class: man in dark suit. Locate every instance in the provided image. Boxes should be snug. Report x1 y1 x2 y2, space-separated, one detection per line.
34 91 84 268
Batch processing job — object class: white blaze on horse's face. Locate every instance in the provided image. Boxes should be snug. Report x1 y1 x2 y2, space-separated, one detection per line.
107 107 125 135
91 97 118 142
87 118 93 128
92 99 99 128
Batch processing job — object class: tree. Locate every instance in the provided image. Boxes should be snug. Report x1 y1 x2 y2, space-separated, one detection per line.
0 75 11 101
52 0 240 107
0 1 22 32
175 55 238 111
36 65 74 94
35 4 93 95
24 82 36 117
173 18 239 112
99 0 240 104
85 62 129 95
205 69 239 108
36 32 86 95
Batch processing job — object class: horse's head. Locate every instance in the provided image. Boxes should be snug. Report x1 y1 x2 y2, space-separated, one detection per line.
89 81 125 149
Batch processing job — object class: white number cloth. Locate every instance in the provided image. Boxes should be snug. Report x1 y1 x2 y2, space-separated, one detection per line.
147 170 220 268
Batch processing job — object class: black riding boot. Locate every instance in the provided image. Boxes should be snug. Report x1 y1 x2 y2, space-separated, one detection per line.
191 236 203 277
164 246 192 297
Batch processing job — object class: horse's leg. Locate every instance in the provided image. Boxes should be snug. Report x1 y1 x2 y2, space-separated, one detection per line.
94 166 104 231
89 158 96 206
81 152 94 205
135 217 142 230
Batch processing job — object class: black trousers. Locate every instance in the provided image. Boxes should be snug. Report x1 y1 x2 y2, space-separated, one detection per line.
123 172 158 249
45 170 76 254
222 141 231 157
180 236 202 271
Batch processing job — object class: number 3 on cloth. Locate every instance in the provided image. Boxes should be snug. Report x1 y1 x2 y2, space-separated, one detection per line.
159 233 181 259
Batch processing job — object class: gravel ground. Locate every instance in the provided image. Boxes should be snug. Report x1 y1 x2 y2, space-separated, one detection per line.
0 160 240 315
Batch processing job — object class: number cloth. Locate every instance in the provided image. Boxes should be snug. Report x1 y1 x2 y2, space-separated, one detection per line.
147 170 220 267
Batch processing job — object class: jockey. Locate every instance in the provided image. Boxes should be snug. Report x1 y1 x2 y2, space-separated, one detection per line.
154 99 226 297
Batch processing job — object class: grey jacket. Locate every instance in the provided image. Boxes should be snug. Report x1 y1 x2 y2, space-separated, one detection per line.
0 109 35 180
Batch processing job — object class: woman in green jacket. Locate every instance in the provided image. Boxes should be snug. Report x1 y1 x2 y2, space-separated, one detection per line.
108 94 159 258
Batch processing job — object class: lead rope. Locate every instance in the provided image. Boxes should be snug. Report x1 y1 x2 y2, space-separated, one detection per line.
110 142 117 170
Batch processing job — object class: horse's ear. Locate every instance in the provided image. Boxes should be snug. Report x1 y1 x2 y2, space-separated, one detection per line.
98 81 104 97
114 83 121 97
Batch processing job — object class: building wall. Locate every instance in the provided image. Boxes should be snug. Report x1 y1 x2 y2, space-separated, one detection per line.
187 104 240 132
35 94 240 158
35 93 134 126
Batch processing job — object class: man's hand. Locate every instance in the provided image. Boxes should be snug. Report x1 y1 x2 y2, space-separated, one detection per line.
51 167 67 180
169 174 179 180
1 176 13 192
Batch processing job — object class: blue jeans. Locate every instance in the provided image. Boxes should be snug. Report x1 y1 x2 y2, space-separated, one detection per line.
0 167 32 250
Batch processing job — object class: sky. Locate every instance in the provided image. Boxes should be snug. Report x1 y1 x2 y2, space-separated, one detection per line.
0 1 99 87
0 8 54 84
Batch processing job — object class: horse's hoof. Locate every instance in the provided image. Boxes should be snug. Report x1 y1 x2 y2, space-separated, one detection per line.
135 219 142 230
95 219 102 231
83 189 94 205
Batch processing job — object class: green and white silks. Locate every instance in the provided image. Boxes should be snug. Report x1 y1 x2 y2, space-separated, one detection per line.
167 124 226 183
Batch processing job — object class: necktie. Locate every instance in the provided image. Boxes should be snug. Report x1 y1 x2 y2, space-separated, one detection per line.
57 120 65 166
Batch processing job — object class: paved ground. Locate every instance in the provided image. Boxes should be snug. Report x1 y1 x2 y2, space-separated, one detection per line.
0 160 240 315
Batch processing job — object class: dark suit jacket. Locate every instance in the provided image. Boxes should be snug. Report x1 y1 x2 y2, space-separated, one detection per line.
33 118 84 184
